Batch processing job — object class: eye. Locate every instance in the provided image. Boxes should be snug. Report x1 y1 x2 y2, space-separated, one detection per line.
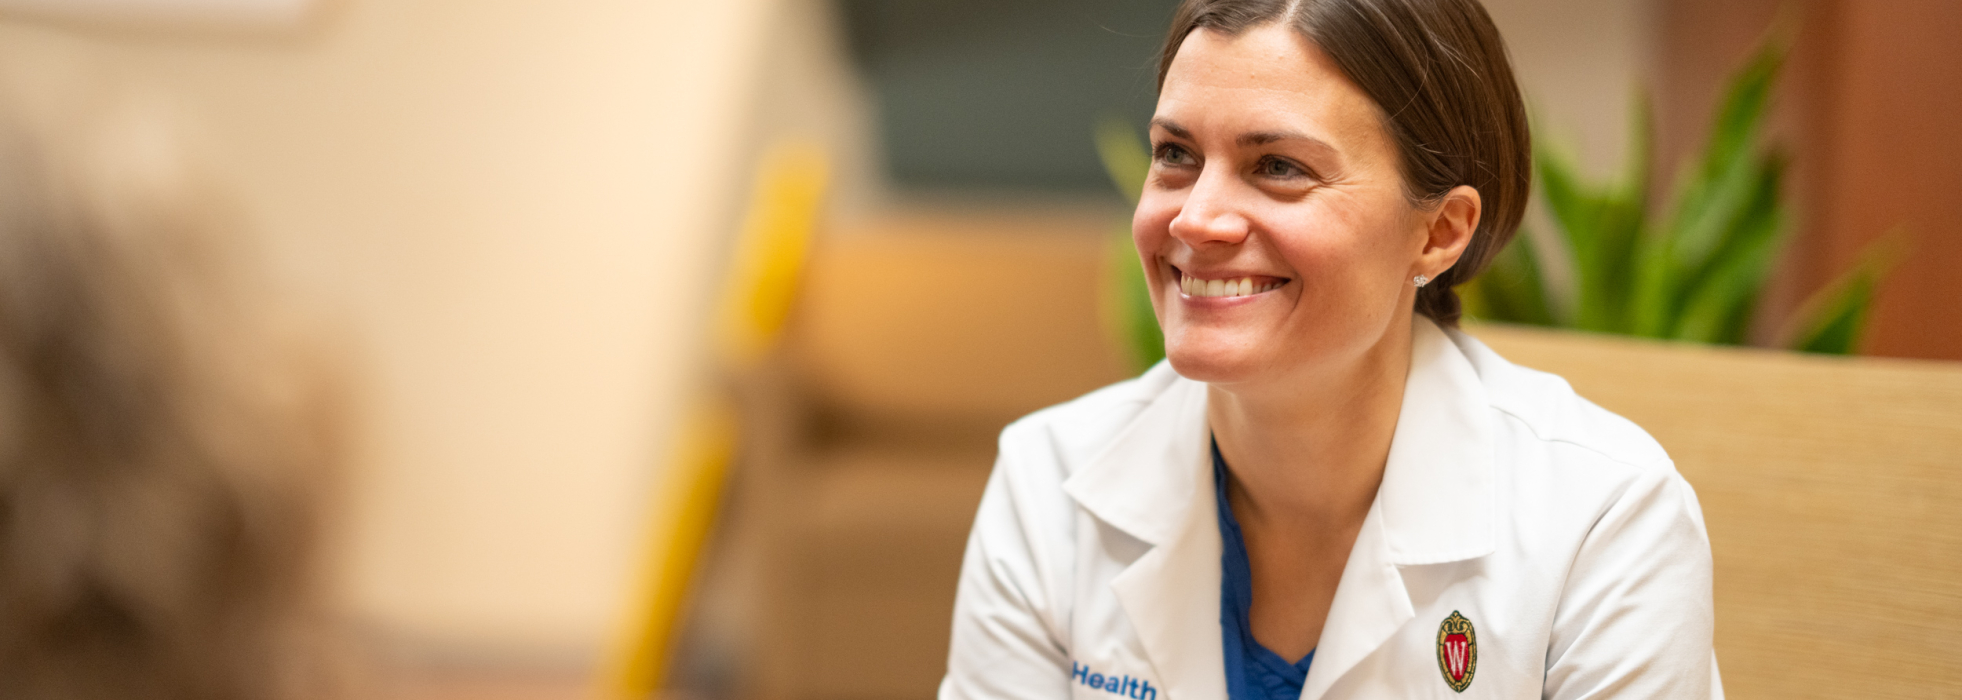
1154 143 1196 167
1256 156 1309 179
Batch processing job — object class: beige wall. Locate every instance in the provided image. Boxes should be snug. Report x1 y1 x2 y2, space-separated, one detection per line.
1481 0 1655 180
0 0 777 662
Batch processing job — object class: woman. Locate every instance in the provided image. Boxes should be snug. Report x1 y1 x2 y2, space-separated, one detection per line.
940 0 1720 698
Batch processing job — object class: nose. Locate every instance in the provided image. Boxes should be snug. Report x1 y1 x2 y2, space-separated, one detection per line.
1168 166 1251 246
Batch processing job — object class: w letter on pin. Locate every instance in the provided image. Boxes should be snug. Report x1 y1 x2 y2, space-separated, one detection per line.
1435 611 1477 692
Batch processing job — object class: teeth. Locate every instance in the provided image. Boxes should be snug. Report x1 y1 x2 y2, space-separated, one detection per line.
1178 274 1281 298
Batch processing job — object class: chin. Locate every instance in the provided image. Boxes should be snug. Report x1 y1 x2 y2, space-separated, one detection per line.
1161 332 1266 385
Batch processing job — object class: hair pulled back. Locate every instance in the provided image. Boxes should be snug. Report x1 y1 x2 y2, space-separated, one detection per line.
1158 0 1530 325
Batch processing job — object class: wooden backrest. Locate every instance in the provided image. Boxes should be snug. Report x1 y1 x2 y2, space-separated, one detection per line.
1475 324 1962 698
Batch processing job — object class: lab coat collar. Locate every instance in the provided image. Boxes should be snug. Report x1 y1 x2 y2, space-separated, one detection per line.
1063 363 1211 547
1064 317 1496 560
1064 316 1495 700
1064 365 1220 698
1376 316 1497 566
1302 316 1497 699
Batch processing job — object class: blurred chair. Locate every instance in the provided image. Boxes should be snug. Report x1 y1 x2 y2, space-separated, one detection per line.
719 221 1961 700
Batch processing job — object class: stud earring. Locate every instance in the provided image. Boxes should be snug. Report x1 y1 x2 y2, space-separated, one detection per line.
1413 274 1431 288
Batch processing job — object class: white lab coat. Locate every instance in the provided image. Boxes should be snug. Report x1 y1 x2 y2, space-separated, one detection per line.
941 318 1722 699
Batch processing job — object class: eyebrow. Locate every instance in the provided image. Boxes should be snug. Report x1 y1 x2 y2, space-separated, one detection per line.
1150 118 1338 153
1150 118 1193 140
1238 130 1327 148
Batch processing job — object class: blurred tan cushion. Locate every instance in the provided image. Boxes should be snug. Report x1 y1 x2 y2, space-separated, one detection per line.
790 213 1128 428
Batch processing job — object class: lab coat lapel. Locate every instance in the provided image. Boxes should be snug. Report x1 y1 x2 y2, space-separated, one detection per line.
1111 493 1225 700
1065 371 1224 700
1377 319 1497 566
1297 505 1411 700
1300 318 1496 700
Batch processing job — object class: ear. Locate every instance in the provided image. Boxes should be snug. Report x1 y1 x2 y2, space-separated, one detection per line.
1416 185 1481 279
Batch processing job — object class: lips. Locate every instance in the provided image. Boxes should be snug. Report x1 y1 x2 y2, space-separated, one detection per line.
1172 266 1288 298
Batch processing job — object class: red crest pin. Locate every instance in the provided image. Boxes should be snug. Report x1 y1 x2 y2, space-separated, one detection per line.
1436 611 1477 692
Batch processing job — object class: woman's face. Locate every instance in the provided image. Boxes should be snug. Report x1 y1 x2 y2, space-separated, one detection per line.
1137 23 1466 387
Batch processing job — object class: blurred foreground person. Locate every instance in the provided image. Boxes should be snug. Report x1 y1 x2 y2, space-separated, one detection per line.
0 119 339 700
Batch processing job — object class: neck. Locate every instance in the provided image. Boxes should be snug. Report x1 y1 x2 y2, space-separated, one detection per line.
1208 315 1415 526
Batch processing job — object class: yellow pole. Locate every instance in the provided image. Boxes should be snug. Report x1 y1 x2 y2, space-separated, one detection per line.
602 142 827 700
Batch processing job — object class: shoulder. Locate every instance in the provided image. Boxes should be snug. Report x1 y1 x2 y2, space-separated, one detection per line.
954 363 1188 632
996 360 1184 477
1445 328 1711 553
1446 329 1714 603
1448 327 1672 473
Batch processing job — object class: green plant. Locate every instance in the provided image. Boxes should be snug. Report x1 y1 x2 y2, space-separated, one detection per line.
1461 36 1897 354
1095 118 1166 373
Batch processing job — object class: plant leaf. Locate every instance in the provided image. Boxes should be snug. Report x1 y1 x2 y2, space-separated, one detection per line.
1536 143 1593 271
1464 226 1555 326
1670 204 1787 344
1590 93 1653 332
1662 37 1784 296
1794 276 1873 355
1090 120 1163 372
1669 150 1788 343
1635 35 1787 339
1103 221 1164 372
1626 220 1678 337
1783 233 1907 354
1095 117 1151 206
1534 127 1648 333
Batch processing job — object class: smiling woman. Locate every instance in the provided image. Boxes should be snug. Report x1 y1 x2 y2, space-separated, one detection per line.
941 1 1721 699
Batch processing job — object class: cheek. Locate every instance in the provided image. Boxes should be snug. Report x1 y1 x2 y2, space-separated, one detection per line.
1131 193 1179 252
1270 200 1415 298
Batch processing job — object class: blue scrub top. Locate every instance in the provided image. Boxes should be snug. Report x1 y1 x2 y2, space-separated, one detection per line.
1214 439 1315 700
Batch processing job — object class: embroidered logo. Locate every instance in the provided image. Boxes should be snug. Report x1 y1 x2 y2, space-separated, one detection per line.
1436 610 1478 692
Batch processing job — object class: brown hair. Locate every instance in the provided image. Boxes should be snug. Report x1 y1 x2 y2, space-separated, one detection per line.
1157 0 1530 325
